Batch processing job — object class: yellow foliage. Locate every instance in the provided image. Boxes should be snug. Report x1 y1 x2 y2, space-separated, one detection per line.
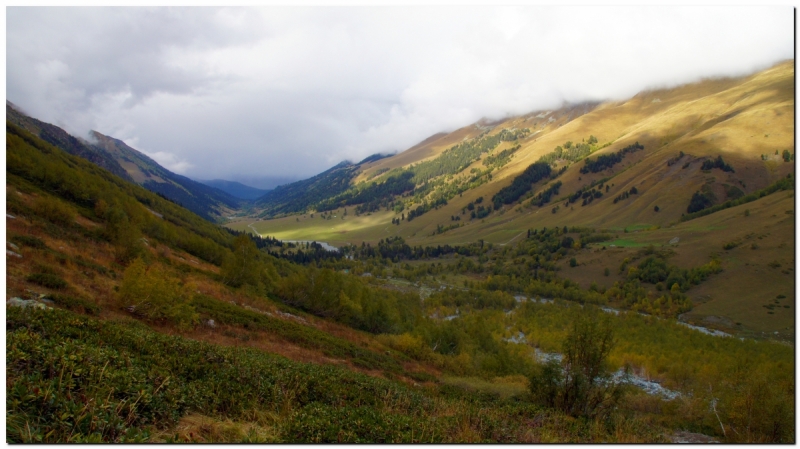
118 258 198 329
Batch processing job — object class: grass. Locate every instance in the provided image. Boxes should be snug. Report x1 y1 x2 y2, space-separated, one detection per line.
440 375 529 400
6 306 672 443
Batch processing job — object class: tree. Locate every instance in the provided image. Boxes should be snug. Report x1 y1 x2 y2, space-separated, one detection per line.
782 149 791 162
528 308 625 419
118 258 198 329
221 234 278 293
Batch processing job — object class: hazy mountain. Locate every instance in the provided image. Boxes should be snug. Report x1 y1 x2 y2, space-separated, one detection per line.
6 103 133 183
199 179 270 200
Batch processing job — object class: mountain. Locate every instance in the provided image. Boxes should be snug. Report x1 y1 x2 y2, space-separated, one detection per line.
253 161 362 216
242 61 794 237
6 116 793 443
231 175 301 190
199 179 270 200
6 64 794 443
234 60 795 337
6 102 134 182
87 131 242 221
6 103 241 222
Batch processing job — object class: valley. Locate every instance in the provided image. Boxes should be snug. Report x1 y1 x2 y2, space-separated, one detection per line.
229 61 795 338
5 60 794 443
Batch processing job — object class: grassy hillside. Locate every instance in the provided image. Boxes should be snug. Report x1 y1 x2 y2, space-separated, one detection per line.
237 61 794 336
6 103 134 182
88 131 242 221
7 117 794 442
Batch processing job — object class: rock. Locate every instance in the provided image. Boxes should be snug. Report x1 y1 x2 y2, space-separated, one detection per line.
6 250 22 258
6 214 15 219
205 319 216 328
669 237 680 245
7 297 49 310
7 242 19 251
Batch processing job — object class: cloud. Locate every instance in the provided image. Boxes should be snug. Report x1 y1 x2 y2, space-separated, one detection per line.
6 6 794 181
142 150 194 175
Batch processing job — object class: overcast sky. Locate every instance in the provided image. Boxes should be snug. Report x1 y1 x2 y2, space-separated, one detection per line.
6 6 794 185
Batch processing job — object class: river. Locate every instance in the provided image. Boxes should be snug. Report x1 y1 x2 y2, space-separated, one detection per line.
283 240 339 252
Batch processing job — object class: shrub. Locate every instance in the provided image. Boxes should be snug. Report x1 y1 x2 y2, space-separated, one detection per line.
46 293 101 315
11 234 47 249
33 196 75 227
528 308 625 419
26 273 67 289
118 258 198 329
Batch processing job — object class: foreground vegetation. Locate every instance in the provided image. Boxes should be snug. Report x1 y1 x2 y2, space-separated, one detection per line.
5 119 794 443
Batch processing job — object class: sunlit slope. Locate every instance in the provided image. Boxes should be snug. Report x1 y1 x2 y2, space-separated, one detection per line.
245 61 793 245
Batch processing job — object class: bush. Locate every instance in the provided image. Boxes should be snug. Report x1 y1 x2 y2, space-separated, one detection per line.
118 258 198 329
46 293 101 315
11 234 47 249
528 309 625 419
33 196 75 227
27 273 67 289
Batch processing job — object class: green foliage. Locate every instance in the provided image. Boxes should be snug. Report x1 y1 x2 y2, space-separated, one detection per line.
666 151 685 167
492 162 552 209
408 131 506 185
580 142 644 174
6 307 412 442
27 273 68 289
256 162 359 216
537 136 605 166
7 123 233 265
118 258 199 329
46 293 101 315
701 155 734 173
277 266 421 334
426 288 515 312
482 144 521 168
317 171 415 213
191 295 403 372
32 195 75 227
529 309 625 419
687 191 715 213
10 234 48 249
681 176 794 222
532 181 563 207
221 235 278 293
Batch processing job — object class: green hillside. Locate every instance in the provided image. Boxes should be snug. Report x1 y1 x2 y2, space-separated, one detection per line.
234 61 795 337
88 130 242 221
6 115 794 442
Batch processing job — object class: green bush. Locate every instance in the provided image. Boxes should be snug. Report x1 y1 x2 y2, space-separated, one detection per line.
11 234 47 249
528 309 625 419
33 195 75 227
118 258 198 329
26 273 67 289
46 293 101 315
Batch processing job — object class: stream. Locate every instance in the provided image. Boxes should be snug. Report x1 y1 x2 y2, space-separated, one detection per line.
283 240 339 252
523 342 681 400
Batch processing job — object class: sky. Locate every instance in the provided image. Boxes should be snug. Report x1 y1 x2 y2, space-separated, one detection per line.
6 6 795 187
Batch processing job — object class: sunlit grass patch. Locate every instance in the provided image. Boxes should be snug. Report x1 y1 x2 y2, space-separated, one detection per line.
440 375 528 399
